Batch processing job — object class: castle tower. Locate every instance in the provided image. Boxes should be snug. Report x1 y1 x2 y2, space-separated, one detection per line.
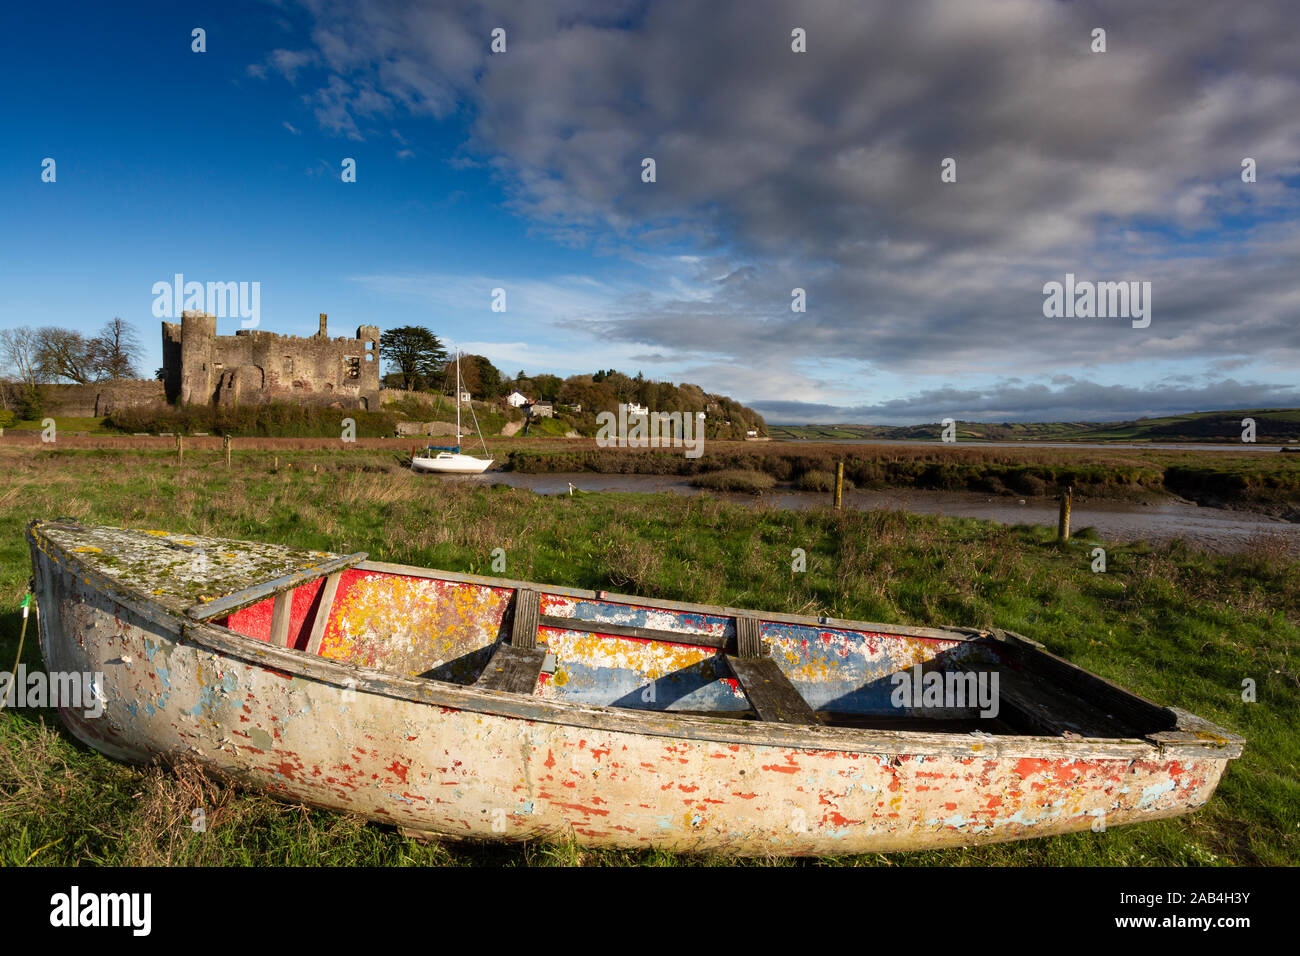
357 325 381 397
161 321 183 403
178 310 218 404
318 313 328 338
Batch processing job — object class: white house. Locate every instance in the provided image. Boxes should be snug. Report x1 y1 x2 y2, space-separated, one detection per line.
506 391 530 408
458 388 472 403
626 402 648 416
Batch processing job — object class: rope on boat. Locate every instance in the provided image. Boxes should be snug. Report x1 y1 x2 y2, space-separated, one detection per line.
0 593 33 711
464 387 491 458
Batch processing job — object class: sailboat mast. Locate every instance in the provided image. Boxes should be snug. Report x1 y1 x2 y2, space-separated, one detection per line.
455 351 462 451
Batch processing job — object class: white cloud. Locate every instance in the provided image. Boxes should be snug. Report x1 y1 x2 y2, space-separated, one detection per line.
284 0 1300 420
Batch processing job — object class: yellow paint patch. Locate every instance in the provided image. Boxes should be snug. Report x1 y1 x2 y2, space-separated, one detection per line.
320 574 508 673
543 629 715 676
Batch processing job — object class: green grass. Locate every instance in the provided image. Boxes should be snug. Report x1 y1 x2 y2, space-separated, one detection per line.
517 415 572 438
0 443 1296 865
4 416 116 435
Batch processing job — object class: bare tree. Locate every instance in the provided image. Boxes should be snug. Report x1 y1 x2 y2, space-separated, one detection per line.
35 326 96 384
0 326 44 386
90 317 142 380
0 326 48 419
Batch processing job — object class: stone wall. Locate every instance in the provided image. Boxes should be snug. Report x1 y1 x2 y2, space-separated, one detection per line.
162 312 381 409
394 421 465 437
39 380 166 417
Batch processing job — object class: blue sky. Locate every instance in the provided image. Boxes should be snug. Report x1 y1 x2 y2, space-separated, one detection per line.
2 1 613 372
3 1 1298 423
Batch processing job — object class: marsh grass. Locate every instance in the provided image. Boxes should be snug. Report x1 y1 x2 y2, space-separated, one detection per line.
688 469 777 493
0 443 1296 866
510 441 1300 513
798 469 855 493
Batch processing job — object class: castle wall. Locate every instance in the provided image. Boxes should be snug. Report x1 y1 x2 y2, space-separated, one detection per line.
39 380 166 418
163 312 380 409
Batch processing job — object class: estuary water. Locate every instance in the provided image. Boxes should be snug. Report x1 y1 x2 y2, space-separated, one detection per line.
460 471 1298 554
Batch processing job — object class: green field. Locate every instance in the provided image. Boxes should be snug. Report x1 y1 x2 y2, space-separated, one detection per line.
0 443 1296 865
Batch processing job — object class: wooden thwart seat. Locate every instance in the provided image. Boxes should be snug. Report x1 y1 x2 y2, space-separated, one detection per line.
476 644 549 693
726 656 819 724
473 596 818 722
725 615 819 725
475 588 546 693
510 587 541 650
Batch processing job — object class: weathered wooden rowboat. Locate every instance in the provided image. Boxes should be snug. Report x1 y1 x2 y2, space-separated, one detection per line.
27 519 1242 855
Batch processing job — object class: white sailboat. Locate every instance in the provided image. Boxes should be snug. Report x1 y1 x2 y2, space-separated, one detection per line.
410 351 495 475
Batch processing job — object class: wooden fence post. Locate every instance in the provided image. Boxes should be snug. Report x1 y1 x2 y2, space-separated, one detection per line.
223 435 231 468
176 435 183 462
835 461 844 509
1058 485 1072 540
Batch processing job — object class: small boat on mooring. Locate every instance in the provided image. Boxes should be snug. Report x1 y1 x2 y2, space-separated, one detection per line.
410 351 493 475
26 519 1242 855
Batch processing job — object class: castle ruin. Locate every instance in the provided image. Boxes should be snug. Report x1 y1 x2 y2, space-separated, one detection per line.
161 312 380 409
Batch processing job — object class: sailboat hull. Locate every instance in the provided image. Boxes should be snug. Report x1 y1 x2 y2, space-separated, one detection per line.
411 454 494 474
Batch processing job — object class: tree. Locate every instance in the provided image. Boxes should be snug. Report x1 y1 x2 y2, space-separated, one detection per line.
452 354 505 399
379 326 447 390
531 373 562 402
89 317 142 380
0 327 44 387
35 327 95 384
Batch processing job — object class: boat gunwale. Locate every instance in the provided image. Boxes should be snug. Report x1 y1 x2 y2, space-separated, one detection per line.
26 519 1245 761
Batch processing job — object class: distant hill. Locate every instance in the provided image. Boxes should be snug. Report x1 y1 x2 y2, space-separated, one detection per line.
767 409 1300 444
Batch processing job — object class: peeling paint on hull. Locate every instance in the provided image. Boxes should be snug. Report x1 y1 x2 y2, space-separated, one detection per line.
27 521 1241 855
